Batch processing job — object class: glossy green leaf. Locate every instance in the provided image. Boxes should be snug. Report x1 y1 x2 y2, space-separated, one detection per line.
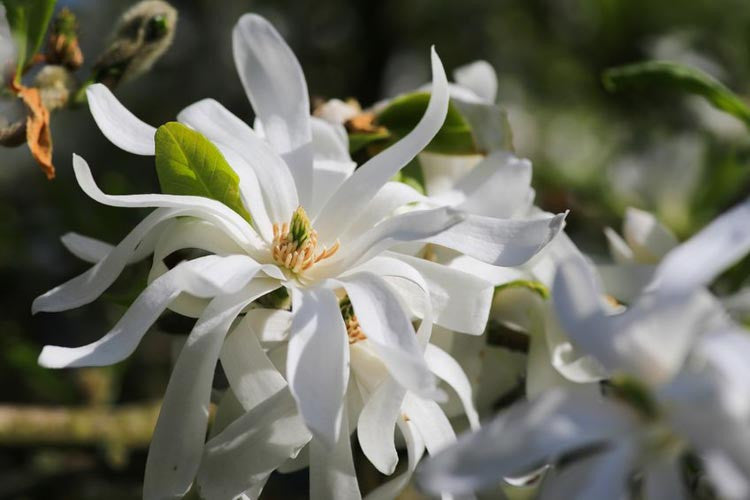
154 122 251 222
377 92 477 154
2 0 56 79
603 60 750 129
348 130 390 155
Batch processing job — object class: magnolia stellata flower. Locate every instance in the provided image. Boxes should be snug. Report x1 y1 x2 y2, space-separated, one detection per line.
29 12 569 500
418 198 750 498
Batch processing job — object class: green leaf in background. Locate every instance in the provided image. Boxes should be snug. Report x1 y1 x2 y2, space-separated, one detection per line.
154 122 252 222
348 130 390 155
2 0 56 80
603 60 750 129
495 279 550 299
377 92 477 154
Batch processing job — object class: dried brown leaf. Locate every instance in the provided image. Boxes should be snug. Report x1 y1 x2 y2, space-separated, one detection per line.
13 82 54 179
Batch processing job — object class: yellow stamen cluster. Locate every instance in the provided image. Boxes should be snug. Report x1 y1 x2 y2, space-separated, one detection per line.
272 207 339 274
341 297 367 345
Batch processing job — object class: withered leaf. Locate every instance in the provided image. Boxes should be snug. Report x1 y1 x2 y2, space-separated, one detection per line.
13 82 54 179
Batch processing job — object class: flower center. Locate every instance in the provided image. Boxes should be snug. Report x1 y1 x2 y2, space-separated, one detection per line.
272 207 339 274
341 297 367 345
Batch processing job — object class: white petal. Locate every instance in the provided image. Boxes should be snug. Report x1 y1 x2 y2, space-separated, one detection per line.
314 48 450 244
244 308 292 344
71 154 263 251
603 226 635 264
339 272 438 398
419 152 483 197
389 253 493 335
417 389 632 495
220 313 289 411
364 418 425 500
434 152 533 218
38 255 265 368
623 207 678 263
538 442 635 500
177 98 298 227
643 455 686 500
654 197 750 294
310 159 355 219
146 217 250 318
33 209 178 313
401 392 455 454
311 116 350 162
143 280 278 500
425 343 479 429
316 206 463 277
310 411 362 500
60 233 114 263
86 84 156 155
596 262 655 303
357 378 406 475
233 14 313 207
426 212 566 266
341 181 425 242
453 60 497 103
287 287 349 448
197 389 312 500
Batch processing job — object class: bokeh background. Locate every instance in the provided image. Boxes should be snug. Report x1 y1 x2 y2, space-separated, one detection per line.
2 0 750 498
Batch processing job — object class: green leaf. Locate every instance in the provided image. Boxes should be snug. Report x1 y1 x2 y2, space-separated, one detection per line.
377 92 477 155
2 0 56 79
154 122 252 222
602 60 750 129
495 279 550 300
348 130 390 155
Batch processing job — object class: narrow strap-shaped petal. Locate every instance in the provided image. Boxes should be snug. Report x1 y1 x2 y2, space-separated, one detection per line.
401 393 455 455
357 377 406 475
622 207 678 263
417 389 633 495
314 206 463 278
86 84 156 155
654 197 750 294
310 159 355 219
33 208 178 313
311 117 350 162
339 272 439 399
425 212 567 266
60 233 115 263
38 255 264 368
220 312 289 411
310 411 362 500
287 287 350 448
389 253 493 335
364 418 425 500
442 152 533 218
196 389 312 500
424 343 480 430
143 279 279 500
453 60 497 103
146 217 252 318
314 48 450 244
177 98 298 227
340 182 426 243
233 14 313 208
72 154 263 251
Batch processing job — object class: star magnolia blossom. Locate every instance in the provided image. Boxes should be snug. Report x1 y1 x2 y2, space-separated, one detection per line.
418 198 750 498
31 13 563 500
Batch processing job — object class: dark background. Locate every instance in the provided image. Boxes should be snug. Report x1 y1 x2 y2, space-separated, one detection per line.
2 0 750 498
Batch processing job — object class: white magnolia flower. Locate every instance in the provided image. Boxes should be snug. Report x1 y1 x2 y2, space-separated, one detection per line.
30 13 564 500
194 289 481 499
418 197 750 498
